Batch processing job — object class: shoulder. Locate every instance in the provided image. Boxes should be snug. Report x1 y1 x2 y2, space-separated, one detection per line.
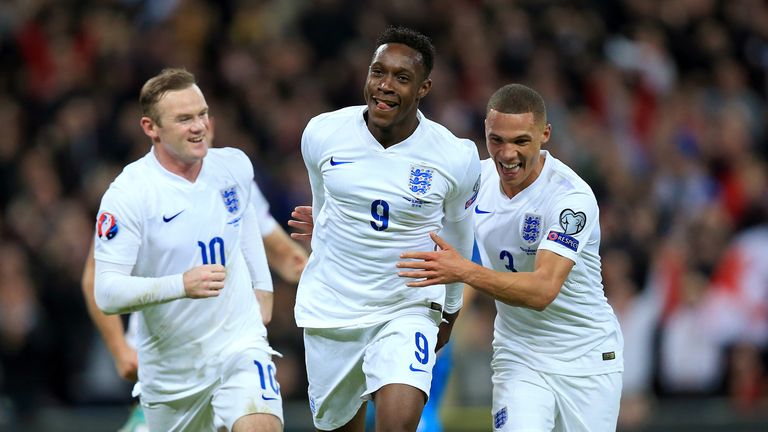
545 154 597 205
207 147 249 162
108 154 153 194
305 106 363 134
422 116 478 158
206 147 252 174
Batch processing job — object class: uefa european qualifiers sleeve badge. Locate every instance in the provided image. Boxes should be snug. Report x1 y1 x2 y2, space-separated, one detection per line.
97 212 119 240
545 209 586 252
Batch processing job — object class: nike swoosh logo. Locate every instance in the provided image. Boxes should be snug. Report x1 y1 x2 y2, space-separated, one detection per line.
409 364 428 373
262 395 279 401
162 210 185 222
330 156 354 166
474 207 491 214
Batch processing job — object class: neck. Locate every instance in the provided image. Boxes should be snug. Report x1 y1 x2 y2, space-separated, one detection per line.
366 112 419 149
153 146 203 182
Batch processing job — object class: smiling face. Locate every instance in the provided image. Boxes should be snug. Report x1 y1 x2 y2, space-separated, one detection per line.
141 84 210 175
363 43 432 146
485 109 551 198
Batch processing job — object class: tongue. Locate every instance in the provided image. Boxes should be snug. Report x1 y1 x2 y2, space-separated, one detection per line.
377 101 392 110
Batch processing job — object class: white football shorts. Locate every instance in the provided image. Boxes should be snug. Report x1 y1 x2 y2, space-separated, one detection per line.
304 312 441 430
491 361 621 432
142 347 283 431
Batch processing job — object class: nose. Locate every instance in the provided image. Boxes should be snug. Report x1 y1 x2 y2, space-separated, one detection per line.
190 116 207 132
377 75 394 93
498 143 518 157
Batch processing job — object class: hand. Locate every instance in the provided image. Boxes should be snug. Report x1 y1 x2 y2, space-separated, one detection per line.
278 252 308 283
288 206 314 242
397 232 469 287
113 345 139 381
183 264 226 298
436 310 459 352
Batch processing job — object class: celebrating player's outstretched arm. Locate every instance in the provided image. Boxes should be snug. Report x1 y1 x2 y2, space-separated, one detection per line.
398 232 573 311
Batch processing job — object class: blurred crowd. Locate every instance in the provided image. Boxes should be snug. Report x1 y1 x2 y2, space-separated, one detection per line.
0 0 766 429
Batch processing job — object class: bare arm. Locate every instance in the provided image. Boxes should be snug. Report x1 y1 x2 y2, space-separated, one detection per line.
398 232 573 311
81 241 138 381
263 225 308 284
255 290 274 325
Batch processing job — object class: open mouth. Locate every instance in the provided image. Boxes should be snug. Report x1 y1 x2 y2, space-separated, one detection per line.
373 97 398 111
189 136 205 143
499 161 522 174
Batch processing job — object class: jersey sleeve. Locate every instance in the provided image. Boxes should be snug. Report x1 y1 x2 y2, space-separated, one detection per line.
94 179 144 266
537 190 599 263
444 141 481 222
301 117 326 227
250 181 279 237
240 202 274 292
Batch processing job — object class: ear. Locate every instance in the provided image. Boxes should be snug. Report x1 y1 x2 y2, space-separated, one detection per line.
417 78 432 99
140 117 159 142
541 123 552 145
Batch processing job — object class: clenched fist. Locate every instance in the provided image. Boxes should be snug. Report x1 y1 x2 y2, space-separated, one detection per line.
183 264 226 298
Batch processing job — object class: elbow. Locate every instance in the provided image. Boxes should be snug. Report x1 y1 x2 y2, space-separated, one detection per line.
530 285 560 311
95 296 121 315
94 282 122 315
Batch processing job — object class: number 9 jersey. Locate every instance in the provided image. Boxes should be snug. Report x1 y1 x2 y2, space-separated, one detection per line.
296 106 481 328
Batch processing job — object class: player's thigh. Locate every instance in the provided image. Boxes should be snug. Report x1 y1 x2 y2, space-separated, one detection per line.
549 372 622 432
304 326 370 431
141 387 215 432
491 363 556 432
363 314 438 402
212 348 284 432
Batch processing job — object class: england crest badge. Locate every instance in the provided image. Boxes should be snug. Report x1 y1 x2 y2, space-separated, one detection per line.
408 166 433 196
220 185 240 214
521 213 541 244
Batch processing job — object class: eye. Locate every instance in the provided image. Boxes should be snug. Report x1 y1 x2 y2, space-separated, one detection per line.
397 75 410 82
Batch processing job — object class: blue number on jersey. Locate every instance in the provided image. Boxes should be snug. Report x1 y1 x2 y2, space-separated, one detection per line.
499 250 517 272
198 236 226 265
253 359 281 398
414 332 429 365
370 199 390 231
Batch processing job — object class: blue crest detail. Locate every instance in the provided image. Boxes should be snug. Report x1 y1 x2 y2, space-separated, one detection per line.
402 196 424 208
494 406 508 429
221 186 240 214
409 166 433 195
521 213 541 244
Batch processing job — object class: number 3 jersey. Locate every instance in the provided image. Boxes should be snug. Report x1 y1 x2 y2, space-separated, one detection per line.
475 151 623 376
296 106 481 328
94 147 271 402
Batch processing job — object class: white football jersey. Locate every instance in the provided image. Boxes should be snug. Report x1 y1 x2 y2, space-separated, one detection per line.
250 181 279 237
296 106 481 328
124 180 276 349
475 151 623 376
94 147 271 402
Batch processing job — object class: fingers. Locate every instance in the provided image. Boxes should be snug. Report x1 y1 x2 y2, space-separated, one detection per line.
291 206 314 223
184 264 227 298
429 231 450 250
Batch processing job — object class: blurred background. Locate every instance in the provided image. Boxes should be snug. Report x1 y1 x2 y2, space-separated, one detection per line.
0 0 767 431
